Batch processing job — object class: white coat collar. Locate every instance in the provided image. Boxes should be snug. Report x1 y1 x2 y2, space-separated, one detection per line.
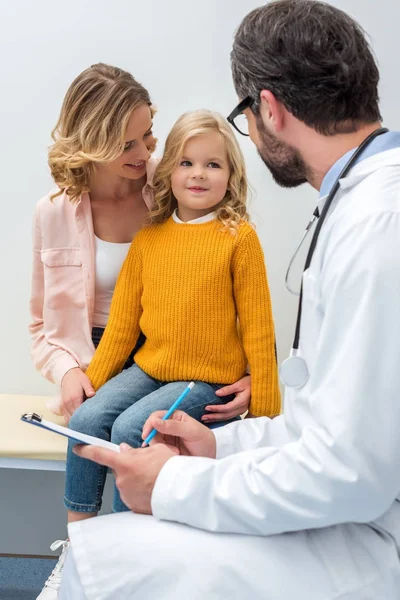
317 147 400 213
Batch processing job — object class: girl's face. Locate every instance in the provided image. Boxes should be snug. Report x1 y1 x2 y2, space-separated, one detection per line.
97 104 155 181
171 132 231 221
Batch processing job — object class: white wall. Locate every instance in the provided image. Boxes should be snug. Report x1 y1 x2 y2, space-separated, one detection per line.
0 0 400 398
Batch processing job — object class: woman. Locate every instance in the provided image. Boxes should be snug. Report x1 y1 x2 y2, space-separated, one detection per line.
30 63 252 599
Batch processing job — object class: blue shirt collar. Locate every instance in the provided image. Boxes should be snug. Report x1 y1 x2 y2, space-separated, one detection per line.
319 131 400 198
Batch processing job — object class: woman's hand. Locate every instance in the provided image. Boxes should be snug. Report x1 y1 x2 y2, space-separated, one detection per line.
201 374 251 424
60 367 95 424
142 410 217 458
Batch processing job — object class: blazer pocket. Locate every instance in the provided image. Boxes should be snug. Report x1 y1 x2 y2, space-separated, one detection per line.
41 248 84 310
41 248 82 267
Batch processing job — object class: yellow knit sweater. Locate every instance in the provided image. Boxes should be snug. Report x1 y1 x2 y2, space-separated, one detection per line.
86 217 281 417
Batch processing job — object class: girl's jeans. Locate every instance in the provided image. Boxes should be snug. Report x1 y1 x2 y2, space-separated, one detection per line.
64 361 237 514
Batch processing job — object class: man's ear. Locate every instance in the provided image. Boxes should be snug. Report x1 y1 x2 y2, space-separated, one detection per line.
259 90 285 132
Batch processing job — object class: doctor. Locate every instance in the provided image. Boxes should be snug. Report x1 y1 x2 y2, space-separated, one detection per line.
60 1 400 598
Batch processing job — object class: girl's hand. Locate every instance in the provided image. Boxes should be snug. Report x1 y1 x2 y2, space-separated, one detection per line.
201 374 251 423
60 367 95 424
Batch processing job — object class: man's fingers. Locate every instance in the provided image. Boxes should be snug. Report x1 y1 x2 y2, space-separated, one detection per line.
142 411 168 439
163 443 180 455
73 444 120 470
142 432 166 447
146 416 196 440
120 443 132 453
142 410 190 439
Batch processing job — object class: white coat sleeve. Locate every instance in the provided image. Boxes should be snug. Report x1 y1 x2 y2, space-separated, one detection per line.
214 414 288 459
152 213 400 535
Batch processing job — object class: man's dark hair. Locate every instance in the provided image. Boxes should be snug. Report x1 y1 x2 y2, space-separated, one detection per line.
231 0 382 135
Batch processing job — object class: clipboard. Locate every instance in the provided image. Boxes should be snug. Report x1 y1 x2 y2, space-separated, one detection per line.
20 413 120 453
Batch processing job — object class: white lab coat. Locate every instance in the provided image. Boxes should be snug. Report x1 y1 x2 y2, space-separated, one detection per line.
61 148 400 599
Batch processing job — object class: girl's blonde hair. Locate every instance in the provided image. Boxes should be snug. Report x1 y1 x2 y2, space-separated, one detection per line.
150 110 249 232
49 63 155 202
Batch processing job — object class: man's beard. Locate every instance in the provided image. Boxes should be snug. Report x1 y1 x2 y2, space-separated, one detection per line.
257 121 309 188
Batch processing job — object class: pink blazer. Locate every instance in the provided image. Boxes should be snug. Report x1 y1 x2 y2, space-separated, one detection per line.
29 158 157 394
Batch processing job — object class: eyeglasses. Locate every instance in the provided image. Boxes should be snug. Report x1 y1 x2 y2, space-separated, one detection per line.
227 96 254 137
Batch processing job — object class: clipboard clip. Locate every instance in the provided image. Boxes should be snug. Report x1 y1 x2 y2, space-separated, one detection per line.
21 412 42 423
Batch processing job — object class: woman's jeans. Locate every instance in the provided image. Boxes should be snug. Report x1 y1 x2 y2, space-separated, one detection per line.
65 360 237 514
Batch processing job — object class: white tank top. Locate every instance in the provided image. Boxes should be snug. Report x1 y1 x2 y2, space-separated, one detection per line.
92 235 131 328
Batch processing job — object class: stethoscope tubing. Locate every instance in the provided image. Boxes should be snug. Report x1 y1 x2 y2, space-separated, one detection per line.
289 127 389 352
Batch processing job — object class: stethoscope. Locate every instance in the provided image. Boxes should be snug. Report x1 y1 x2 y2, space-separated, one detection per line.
280 127 389 388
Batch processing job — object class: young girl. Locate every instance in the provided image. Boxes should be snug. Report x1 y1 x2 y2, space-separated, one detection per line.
65 109 280 521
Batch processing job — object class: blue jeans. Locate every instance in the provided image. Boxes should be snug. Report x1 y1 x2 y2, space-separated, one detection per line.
64 364 236 513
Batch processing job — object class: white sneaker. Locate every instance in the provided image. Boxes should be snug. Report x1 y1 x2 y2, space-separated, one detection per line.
36 539 70 599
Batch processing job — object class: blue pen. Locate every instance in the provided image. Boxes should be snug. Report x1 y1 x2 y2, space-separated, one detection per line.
143 381 195 446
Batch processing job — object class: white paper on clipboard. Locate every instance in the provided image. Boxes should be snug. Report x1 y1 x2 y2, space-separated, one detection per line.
20 413 120 453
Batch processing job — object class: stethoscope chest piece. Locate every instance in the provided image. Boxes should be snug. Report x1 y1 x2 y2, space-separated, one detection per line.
280 351 309 388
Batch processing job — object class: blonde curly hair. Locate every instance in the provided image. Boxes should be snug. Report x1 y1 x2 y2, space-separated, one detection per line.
49 63 155 202
150 110 250 232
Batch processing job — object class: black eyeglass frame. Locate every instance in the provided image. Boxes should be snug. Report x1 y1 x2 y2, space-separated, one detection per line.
227 96 254 136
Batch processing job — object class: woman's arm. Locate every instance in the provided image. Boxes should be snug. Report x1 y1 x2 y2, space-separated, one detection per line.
29 203 80 385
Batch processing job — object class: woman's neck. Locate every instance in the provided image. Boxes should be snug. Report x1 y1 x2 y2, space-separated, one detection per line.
89 171 147 203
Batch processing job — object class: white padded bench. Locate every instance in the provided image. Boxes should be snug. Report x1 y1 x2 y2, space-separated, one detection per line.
0 394 67 471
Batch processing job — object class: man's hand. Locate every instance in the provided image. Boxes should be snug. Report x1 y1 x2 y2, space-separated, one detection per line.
74 411 217 514
201 375 251 423
142 410 217 458
73 443 177 514
61 368 95 424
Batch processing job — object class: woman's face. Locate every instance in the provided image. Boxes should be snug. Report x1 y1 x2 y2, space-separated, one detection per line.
99 104 155 180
